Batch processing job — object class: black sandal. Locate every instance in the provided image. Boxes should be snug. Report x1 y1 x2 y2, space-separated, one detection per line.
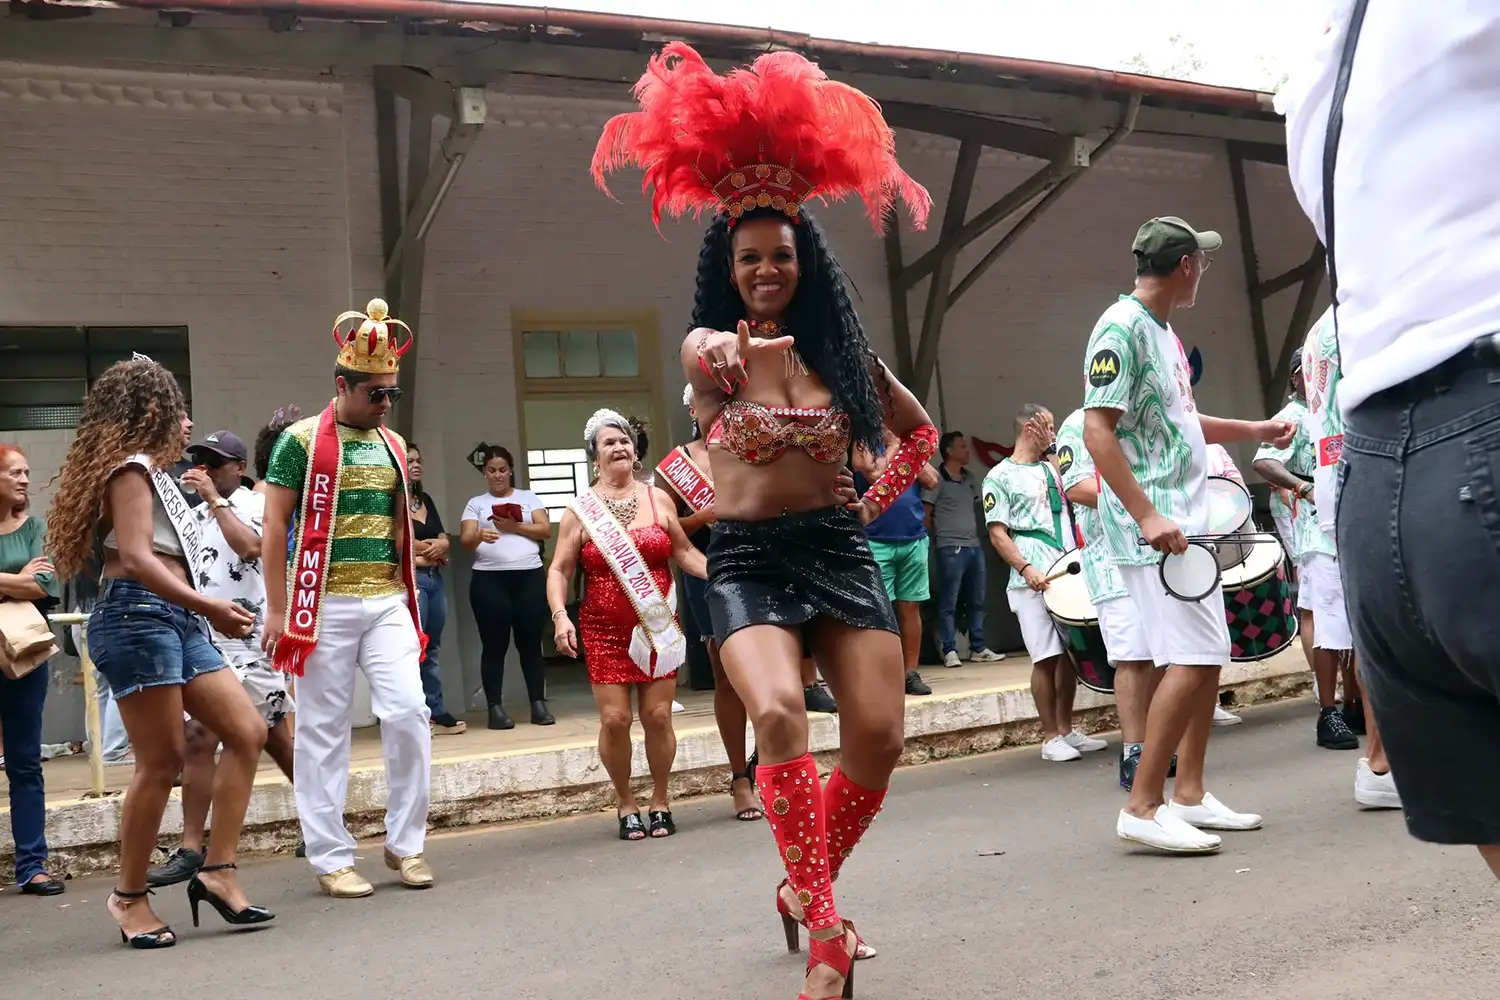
648 809 677 838
730 769 764 821
618 812 647 841
110 888 176 949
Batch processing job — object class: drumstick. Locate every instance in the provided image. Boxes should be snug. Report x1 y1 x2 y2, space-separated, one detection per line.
1044 561 1081 583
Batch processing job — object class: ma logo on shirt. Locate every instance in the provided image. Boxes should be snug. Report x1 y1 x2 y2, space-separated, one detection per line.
1057 445 1075 475
1088 349 1121 387
983 491 997 512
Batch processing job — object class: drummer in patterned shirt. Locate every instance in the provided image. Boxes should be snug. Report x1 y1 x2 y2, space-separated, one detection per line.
1083 216 1294 855
1254 356 1361 753
983 404 1108 763
1055 409 1160 790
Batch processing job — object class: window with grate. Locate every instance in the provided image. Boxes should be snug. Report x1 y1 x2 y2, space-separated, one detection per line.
525 447 591 521
0 326 191 431
521 330 639 380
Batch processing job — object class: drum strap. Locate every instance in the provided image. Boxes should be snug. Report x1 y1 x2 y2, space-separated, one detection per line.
1322 0 1372 355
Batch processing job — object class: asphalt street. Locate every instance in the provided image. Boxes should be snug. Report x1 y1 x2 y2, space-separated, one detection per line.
3 699 1495 1000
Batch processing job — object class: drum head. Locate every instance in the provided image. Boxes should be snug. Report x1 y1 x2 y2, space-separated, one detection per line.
1042 553 1094 624
1160 542 1222 602
1221 533 1285 589
1205 477 1253 535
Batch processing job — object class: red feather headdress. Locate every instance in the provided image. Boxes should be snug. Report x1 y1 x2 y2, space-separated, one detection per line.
591 42 931 234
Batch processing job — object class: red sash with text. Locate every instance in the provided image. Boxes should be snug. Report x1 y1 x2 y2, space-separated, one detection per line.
655 445 714 513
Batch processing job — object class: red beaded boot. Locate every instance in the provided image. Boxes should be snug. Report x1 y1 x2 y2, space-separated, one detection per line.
778 767 886 960
756 754 854 998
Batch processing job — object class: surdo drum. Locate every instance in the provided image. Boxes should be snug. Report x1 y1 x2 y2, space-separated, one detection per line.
1041 552 1115 694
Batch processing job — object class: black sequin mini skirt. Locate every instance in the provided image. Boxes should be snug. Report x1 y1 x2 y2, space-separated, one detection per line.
706 506 900 647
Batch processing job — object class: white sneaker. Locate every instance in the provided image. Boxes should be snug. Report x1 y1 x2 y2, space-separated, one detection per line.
942 650 962 668
1167 792 1263 831
1064 730 1108 753
671 700 684 714
1355 758 1401 809
1041 736 1082 762
970 648 1006 662
1212 705 1242 726
1117 806 1222 854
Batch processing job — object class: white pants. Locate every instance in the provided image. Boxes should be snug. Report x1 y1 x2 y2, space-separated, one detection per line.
293 592 432 875
1097 595 1154 665
1008 587 1064 663
1118 563 1231 668
1300 552 1353 651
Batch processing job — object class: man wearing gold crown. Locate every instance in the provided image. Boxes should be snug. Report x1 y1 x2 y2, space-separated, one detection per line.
260 299 434 898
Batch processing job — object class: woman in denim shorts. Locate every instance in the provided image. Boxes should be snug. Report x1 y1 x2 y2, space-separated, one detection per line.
47 359 272 949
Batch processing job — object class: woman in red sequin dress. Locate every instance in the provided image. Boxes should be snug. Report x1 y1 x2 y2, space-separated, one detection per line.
546 409 707 841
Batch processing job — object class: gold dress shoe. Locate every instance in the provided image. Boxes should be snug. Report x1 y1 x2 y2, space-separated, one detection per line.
384 850 434 889
317 866 374 898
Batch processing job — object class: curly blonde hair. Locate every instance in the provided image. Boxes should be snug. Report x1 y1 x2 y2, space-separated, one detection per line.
47 359 187 580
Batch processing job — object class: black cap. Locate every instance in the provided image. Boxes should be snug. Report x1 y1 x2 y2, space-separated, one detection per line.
187 430 248 463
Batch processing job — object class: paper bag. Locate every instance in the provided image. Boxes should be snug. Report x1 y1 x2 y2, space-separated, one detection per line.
0 599 58 680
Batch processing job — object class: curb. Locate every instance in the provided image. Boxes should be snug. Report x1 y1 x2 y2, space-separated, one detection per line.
3 655 1311 875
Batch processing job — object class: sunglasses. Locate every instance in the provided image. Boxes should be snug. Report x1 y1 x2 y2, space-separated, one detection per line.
193 454 228 470
366 387 404 404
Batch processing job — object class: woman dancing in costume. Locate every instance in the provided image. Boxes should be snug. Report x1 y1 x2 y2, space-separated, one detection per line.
593 43 934 1000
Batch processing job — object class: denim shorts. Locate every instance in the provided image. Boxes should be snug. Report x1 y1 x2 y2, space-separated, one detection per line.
88 578 225 699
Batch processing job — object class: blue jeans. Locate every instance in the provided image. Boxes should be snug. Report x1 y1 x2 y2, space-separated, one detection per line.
416 567 450 718
1 664 49 884
935 545 987 654
88 579 224 698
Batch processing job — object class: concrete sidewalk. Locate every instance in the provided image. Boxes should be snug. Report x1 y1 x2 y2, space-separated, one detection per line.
1 651 1311 874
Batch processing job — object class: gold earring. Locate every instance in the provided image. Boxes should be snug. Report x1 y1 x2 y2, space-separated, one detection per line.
632 459 643 472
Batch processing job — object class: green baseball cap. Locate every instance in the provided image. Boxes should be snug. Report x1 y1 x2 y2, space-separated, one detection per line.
1132 216 1222 263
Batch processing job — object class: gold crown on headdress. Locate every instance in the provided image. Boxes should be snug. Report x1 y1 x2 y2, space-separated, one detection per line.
332 298 412 374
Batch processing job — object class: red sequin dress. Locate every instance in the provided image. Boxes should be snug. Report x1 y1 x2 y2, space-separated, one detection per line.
579 508 678 685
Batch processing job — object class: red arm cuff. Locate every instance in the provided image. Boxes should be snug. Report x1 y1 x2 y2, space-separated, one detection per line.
860 424 939 514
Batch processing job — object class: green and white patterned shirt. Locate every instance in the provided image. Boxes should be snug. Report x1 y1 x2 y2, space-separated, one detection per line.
1253 399 1332 560
1300 307 1342 536
1082 295 1209 567
1054 409 1127 604
982 457 1075 591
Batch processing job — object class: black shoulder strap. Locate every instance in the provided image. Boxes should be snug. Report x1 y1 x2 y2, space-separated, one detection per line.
1322 0 1372 345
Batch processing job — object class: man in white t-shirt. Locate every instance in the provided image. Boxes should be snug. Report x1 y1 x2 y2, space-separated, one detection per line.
1084 217 1294 855
1280 6 1493 865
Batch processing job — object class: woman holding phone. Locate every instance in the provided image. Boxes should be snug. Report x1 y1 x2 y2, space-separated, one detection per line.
460 445 553 730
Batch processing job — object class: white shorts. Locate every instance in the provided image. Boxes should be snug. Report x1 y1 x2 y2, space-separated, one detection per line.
1300 552 1352 651
1117 563 1231 668
1296 564 1315 611
1007 587 1064 663
1096 595 1154 665
1272 512 1294 559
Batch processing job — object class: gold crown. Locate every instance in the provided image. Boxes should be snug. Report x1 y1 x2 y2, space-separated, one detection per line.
332 298 412 374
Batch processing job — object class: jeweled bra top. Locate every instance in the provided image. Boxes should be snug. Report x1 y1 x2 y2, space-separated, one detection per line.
706 400 851 466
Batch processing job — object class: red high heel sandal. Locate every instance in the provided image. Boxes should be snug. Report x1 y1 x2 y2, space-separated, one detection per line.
777 879 877 959
798 924 857 1000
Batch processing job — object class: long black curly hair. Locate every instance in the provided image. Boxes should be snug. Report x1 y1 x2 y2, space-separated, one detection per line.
689 206 888 453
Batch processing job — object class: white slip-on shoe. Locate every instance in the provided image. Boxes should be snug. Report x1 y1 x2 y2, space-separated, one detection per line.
1117 806 1222 854
1355 757 1402 809
1212 704 1243 726
1167 792 1263 831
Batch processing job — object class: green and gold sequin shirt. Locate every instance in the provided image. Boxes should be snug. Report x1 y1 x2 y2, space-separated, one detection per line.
265 415 407 599
1054 409 1127 604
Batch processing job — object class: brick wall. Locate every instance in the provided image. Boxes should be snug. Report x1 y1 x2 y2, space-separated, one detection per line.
2 62 1321 725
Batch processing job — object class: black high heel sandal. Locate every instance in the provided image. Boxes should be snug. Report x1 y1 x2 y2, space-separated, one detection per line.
730 769 764 821
648 809 676 838
619 812 647 841
187 863 275 928
110 888 176 949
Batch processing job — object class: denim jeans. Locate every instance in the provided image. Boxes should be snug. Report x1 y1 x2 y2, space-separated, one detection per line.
935 545 987 654
1 663 50 884
1340 348 1500 846
416 567 450 718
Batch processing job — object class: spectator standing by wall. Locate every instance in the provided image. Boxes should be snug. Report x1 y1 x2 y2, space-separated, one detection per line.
922 431 1005 668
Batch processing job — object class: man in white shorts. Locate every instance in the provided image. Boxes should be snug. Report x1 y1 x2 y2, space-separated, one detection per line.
983 404 1107 762
1055 409 1159 789
1252 354 1362 753
1083 216 1294 854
